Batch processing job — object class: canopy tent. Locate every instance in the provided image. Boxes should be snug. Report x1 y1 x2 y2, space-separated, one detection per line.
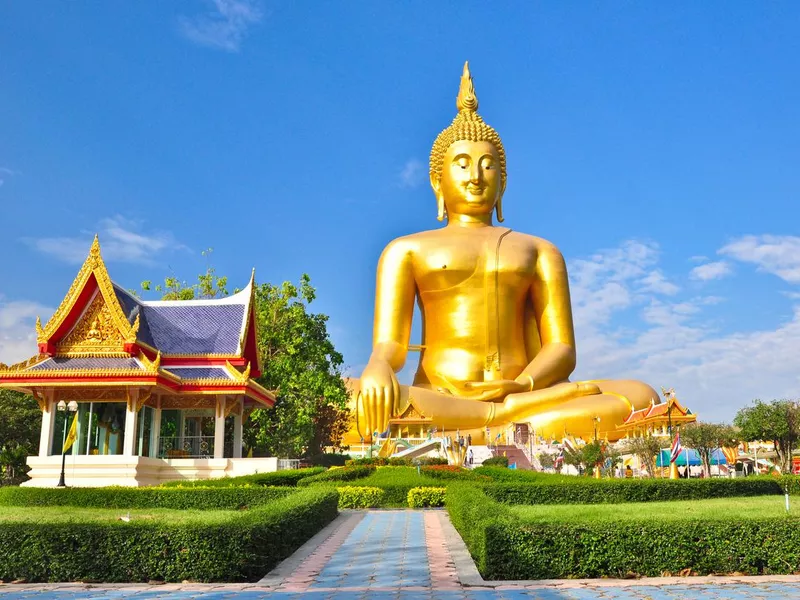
656 448 728 467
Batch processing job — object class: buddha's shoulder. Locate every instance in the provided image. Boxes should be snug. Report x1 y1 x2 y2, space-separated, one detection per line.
504 231 564 255
380 229 443 253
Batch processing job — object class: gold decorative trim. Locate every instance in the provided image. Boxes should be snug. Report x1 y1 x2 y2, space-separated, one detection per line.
139 351 161 373
223 360 251 382
31 389 47 411
0 369 152 379
37 236 138 348
0 354 50 373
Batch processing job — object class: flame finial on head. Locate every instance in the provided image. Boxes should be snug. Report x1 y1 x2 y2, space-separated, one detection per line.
456 61 479 112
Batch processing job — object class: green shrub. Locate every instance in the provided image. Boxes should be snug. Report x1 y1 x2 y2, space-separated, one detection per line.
159 467 325 488
474 466 568 482
297 465 374 486
408 487 446 508
337 486 384 509
0 486 293 510
420 465 488 481
388 457 413 466
0 487 338 583
308 454 350 467
415 456 448 466
481 456 509 467
483 477 783 505
346 457 388 466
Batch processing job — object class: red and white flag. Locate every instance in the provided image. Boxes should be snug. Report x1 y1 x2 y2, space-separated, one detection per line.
670 431 682 464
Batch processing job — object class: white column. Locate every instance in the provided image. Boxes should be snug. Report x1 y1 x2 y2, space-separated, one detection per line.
38 390 56 457
214 396 226 459
150 397 162 458
123 389 139 456
233 397 243 459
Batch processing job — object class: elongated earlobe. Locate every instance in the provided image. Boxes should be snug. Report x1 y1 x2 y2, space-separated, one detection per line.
437 195 447 221
495 195 504 223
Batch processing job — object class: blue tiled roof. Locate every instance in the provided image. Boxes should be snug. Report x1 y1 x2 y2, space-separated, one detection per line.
166 367 233 380
29 357 143 371
112 284 248 356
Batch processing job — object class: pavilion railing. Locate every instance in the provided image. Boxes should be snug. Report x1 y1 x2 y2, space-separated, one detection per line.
159 435 215 459
277 458 300 470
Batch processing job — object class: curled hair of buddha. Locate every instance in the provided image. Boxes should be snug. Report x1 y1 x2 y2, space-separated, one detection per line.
430 61 507 222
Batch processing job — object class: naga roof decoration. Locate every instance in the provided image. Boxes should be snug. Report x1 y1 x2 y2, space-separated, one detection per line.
0 238 273 407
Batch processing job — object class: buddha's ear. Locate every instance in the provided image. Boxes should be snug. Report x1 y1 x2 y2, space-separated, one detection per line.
431 173 447 222
495 177 507 223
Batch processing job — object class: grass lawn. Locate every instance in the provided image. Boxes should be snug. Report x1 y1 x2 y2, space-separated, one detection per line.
510 494 800 522
0 506 238 524
353 466 445 487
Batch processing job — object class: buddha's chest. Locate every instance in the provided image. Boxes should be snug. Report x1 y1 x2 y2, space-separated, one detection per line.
414 233 536 294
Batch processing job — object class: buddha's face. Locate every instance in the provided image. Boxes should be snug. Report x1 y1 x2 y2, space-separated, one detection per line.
433 140 504 218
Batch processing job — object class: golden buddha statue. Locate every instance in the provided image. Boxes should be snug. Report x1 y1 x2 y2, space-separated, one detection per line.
354 62 656 443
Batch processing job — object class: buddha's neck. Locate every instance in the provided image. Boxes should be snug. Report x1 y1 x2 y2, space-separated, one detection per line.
446 213 493 228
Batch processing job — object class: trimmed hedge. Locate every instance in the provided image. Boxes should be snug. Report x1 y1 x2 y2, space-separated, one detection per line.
483 477 784 505
481 456 509 467
0 486 293 510
0 487 339 583
408 487 446 508
159 467 325 488
447 483 800 580
297 465 375 486
337 486 384 509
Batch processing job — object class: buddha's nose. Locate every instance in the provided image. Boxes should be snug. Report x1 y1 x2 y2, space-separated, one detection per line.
470 164 482 183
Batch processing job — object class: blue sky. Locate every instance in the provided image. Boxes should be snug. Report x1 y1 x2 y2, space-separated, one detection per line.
2 2 800 421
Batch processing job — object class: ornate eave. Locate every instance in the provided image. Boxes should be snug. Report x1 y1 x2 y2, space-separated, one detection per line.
616 396 696 431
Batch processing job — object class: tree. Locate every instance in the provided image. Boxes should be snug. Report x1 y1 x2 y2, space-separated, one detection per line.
0 389 41 482
620 435 662 478
681 422 739 478
537 451 556 471
247 276 349 457
140 248 229 300
563 440 606 476
735 399 800 473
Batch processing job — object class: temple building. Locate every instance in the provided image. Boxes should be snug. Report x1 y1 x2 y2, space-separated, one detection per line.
0 237 276 487
615 388 695 438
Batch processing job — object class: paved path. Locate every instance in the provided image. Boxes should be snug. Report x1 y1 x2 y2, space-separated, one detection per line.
5 510 800 598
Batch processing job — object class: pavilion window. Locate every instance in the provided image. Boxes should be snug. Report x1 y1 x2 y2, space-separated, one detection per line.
135 406 154 457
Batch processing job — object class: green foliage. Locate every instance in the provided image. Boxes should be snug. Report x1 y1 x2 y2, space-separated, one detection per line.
420 465 487 481
735 400 800 472
0 487 338 582
388 457 413 466
347 457 389 466
0 389 41 483
447 484 800 580
297 465 375 486
141 249 229 300
482 456 509 467
473 466 569 482
308 453 351 467
247 275 350 458
415 456 448 466
445 483 514 575
481 477 783 505
681 422 740 477
619 435 663 478
407 487 446 508
0 485 293 510
158 467 325 488
336 486 384 508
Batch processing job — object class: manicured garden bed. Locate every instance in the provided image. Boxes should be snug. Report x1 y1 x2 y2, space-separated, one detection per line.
0 486 338 583
446 482 800 580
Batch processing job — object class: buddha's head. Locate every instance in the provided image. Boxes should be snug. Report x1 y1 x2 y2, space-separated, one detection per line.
430 62 507 222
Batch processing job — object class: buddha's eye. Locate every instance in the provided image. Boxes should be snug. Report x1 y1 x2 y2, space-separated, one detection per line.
455 156 470 170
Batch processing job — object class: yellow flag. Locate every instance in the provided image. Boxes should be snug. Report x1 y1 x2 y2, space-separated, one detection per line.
62 413 79 453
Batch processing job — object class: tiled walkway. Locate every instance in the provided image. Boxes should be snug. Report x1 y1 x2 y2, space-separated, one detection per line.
4 510 800 599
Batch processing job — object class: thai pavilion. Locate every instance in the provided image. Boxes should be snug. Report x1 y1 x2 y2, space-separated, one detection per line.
0 237 276 487
616 388 696 438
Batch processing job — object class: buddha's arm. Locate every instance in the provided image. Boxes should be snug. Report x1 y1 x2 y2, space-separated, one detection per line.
518 244 577 388
370 239 416 371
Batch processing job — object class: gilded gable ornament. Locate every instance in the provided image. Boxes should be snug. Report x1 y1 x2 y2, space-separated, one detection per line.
58 292 127 355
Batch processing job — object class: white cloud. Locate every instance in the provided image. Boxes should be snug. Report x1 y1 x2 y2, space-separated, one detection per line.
0 299 54 365
690 260 733 281
399 159 425 189
178 0 263 52
720 234 800 284
23 215 188 266
639 270 680 295
569 239 800 422
0 167 16 188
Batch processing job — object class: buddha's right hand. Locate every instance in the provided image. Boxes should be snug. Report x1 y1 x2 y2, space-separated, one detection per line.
359 358 400 439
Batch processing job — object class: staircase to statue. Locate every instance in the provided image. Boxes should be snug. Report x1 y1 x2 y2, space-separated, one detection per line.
492 445 533 470
467 445 493 468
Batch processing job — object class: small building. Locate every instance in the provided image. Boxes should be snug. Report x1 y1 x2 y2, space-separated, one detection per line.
616 391 696 438
0 237 277 486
